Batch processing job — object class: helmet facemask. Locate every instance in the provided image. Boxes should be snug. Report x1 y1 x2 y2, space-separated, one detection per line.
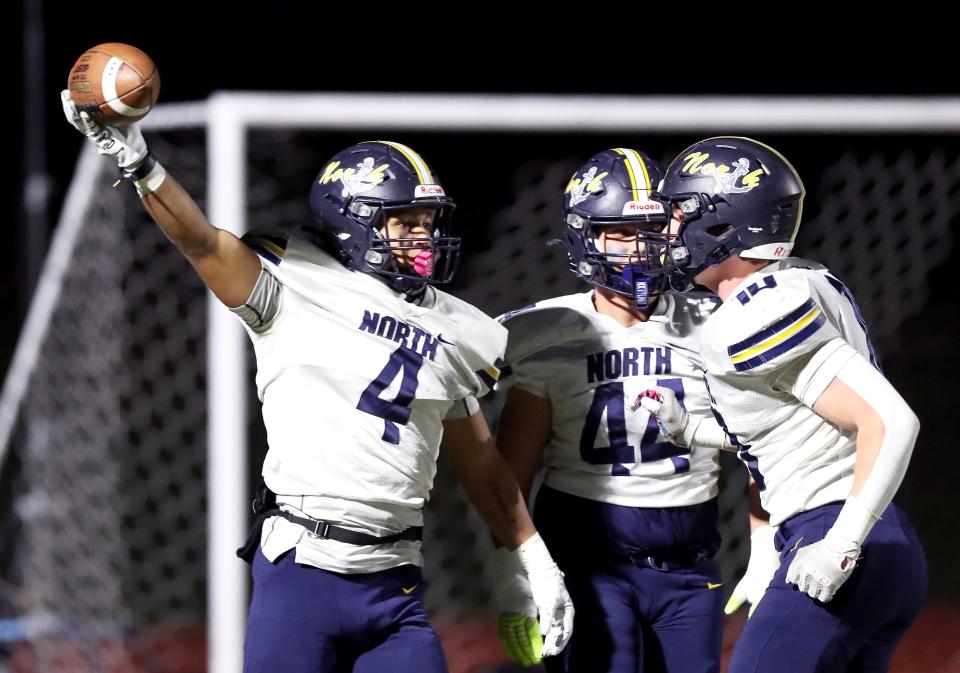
308 141 461 296
565 213 674 309
654 191 740 281
344 197 461 294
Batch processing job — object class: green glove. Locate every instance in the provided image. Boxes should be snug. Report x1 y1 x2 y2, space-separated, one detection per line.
491 548 544 666
498 611 544 666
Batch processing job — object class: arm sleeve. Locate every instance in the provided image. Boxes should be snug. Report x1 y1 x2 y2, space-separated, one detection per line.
779 339 919 543
229 264 283 333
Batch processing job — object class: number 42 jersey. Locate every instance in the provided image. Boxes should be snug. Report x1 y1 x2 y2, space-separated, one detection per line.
498 291 720 508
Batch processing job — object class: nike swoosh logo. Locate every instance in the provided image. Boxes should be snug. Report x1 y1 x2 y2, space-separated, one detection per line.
789 536 804 553
707 582 723 590
402 585 418 594
437 334 457 347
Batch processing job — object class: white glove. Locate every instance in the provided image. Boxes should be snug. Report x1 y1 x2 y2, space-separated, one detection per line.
61 90 148 169
515 533 574 657
725 525 781 617
61 90 165 195
490 548 543 666
633 386 691 443
632 386 728 450
785 528 859 603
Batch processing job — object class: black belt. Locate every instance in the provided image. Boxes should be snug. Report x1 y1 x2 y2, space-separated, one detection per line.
236 480 422 564
278 510 423 546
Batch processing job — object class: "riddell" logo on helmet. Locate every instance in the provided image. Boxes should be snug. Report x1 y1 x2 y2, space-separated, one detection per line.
622 201 665 215
415 184 446 198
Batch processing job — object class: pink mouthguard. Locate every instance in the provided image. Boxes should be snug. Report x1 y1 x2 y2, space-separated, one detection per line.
413 250 433 277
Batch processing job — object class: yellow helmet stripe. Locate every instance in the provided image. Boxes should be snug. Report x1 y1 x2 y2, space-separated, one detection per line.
377 141 434 185
614 148 652 201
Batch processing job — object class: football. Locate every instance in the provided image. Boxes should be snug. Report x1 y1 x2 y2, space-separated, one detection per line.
67 43 160 125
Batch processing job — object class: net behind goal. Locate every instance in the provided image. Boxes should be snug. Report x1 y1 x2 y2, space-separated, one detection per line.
1 94 957 673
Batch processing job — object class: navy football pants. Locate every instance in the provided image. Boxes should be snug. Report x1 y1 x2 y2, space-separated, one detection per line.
534 486 724 673
243 549 447 673
544 557 724 673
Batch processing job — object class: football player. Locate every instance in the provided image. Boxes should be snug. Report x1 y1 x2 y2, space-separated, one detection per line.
491 148 728 672
60 92 574 673
650 136 927 673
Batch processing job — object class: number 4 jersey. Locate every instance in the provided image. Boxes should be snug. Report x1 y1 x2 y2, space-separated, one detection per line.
498 291 720 508
233 233 507 573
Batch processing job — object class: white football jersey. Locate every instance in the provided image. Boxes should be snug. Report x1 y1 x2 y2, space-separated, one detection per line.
699 258 878 526
238 234 507 573
498 291 721 507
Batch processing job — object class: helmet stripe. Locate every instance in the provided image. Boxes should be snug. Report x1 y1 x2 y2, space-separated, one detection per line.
628 149 653 192
612 148 638 201
377 141 434 185
614 148 652 201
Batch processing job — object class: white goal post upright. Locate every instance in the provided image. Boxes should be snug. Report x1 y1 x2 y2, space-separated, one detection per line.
1 93 958 673
205 96 249 673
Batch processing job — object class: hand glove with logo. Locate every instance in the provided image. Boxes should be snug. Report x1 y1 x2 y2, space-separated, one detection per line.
515 533 574 658
61 89 166 195
490 548 543 666
785 495 874 603
785 500 876 604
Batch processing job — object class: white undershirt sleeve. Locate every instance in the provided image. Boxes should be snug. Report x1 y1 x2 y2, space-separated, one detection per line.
229 266 283 333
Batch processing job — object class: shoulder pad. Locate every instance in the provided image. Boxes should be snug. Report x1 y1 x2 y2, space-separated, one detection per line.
430 289 509 385
497 293 590 325
499 297 595 362
242 230 289 265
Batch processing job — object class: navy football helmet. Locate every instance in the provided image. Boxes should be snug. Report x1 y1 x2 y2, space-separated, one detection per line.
656 137 805 281
560 148 671 308
308 140 459 293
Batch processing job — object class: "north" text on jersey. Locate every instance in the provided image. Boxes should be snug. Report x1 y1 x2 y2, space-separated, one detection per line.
586 347 672 383
358 311 440 361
